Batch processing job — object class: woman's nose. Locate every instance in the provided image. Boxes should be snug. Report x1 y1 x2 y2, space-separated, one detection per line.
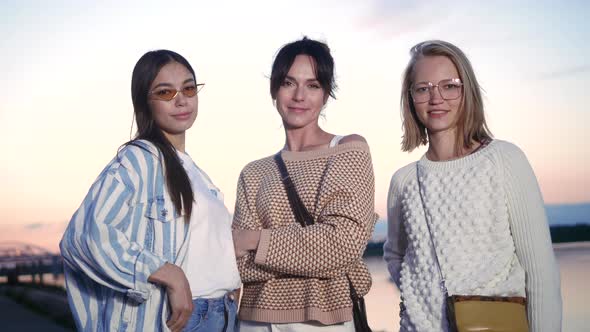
293 86 305 101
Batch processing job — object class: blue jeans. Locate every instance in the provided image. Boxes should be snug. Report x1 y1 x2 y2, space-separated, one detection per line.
182 293 238 332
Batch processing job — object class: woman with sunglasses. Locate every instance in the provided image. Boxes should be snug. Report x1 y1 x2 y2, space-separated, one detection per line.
383 40 562 331
60 50 241 332
231 37 378 331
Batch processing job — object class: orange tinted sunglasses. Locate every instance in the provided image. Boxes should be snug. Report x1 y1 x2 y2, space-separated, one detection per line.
149 83 205 101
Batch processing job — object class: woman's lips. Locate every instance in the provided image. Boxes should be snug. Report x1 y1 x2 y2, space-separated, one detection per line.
172 112 193 120
428 110 448 119
288 106 309 113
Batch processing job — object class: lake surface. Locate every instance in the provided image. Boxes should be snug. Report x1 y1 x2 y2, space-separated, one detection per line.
20 243 589 332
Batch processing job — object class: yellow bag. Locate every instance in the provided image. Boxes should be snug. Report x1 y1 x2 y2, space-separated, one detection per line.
447 295 529 332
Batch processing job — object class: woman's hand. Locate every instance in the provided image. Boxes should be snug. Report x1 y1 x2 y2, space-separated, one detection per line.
232 229 261 258
231 288 241 307
148 263 193 332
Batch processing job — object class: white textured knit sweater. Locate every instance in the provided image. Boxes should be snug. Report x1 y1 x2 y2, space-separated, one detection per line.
383 140 562 331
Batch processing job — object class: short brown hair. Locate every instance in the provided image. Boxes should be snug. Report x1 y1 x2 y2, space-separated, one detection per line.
270 37 336 101
400 40 492 152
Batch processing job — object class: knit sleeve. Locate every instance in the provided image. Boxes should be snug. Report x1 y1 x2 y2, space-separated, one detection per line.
232 171 280 282
253 149 377 278
501 143 562 331
383 169 409 288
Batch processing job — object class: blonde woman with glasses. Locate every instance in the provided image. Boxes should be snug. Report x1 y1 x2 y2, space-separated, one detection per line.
383 40 561 331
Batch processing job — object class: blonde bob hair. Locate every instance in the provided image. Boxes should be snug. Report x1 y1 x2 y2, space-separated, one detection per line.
400 40 492 153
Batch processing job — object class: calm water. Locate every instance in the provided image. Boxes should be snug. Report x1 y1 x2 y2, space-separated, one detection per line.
7 243 589 332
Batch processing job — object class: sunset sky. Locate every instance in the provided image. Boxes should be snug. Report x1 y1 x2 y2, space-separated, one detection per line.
1 0 588 251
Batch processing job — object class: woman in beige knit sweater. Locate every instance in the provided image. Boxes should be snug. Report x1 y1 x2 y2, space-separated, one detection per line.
231 37 378 331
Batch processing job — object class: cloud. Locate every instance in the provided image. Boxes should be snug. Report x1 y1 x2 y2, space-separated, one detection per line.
356 0 468 38
537 65 590 80
24 222 46 230
21 221 68 230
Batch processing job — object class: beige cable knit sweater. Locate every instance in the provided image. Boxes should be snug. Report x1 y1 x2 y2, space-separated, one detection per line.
232 141 378 324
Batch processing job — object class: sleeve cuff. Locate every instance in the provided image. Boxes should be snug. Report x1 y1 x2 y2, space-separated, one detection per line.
254 229 272 265
130 249 168 302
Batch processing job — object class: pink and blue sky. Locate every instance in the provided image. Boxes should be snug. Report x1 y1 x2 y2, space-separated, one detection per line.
1 0 588 251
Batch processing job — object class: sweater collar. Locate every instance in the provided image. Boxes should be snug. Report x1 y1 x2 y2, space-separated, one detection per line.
280 141 370 161
418 139 497 172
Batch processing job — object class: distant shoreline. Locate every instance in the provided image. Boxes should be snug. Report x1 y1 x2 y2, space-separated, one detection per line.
547 224 590 243
364 224 590 257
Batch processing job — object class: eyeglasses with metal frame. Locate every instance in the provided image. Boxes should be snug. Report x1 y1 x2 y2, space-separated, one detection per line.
410 78 463 104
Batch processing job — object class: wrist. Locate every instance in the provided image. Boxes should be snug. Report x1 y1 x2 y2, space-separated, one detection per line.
148 262 179 288
246 230 261 250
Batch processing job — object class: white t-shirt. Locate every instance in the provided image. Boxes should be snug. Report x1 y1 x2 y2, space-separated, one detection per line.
178 151 241 298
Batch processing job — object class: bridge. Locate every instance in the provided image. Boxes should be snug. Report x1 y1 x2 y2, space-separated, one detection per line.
0 242 63 285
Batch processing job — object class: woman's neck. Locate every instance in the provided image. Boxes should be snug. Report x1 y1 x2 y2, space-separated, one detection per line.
426 130 479 162
164 132 186 153
284 125 332 152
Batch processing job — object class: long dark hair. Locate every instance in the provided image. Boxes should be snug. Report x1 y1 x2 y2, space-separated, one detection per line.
128 50 195 220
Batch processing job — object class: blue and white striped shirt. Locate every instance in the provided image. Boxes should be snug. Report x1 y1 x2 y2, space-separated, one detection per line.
60 140 190 331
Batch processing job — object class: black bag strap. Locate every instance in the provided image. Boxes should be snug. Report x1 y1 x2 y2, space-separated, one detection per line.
274 152 371 331
274 153 314 227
